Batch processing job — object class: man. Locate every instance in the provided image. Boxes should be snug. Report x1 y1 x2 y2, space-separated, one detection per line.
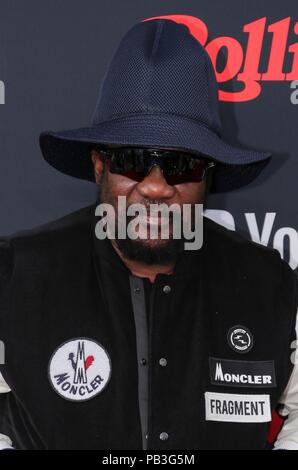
0 18 297 450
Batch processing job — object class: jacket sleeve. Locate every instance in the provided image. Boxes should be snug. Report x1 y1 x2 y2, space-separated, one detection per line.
0 373 13 450
274 307 298 450
0 238 14 450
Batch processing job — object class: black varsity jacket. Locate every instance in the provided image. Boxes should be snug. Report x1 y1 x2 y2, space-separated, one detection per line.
0 204 297 450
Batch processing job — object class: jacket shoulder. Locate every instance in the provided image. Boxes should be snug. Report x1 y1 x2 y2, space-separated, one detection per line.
203 215 298 323
203 215 282 264
0 238 14 285
203 215 297 287
0 204 95 275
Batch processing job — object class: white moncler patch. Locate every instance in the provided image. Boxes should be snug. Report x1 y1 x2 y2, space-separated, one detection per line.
48 338 111 402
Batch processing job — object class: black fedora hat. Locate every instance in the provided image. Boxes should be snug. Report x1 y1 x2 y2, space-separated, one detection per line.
39 18 272 193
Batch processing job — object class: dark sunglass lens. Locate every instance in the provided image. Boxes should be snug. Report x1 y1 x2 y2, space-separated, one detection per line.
162 155 184 176
108 149 146 181
107 148 212 184
164 158 208 184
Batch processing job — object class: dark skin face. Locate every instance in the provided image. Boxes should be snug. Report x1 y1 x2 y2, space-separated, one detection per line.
91 149 207 282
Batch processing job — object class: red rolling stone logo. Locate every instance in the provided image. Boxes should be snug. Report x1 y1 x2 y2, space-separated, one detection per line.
144 14 298 102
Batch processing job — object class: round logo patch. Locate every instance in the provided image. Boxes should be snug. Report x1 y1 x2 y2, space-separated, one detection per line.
227 325 253 354
48 338 111 402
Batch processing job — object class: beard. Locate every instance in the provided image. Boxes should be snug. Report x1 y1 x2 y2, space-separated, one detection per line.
96 175 196 266
114 234 185 266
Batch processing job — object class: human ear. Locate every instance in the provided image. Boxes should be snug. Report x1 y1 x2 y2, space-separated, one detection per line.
91 150 104 183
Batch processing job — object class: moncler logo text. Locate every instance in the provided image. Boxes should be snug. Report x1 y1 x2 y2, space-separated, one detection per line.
209 358 276 388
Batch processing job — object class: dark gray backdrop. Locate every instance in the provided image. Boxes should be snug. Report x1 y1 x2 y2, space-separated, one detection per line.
0 0 297 271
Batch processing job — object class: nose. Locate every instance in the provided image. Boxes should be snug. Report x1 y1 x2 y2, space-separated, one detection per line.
137 165 175 199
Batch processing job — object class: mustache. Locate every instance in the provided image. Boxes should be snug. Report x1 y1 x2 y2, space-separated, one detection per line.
129 198 169 208
124 200 181 221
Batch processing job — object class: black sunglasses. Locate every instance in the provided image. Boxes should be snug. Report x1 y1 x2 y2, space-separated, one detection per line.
95 147 216 185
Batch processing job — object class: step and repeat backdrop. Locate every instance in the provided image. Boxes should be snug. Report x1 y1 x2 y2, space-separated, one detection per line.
0 0 297 272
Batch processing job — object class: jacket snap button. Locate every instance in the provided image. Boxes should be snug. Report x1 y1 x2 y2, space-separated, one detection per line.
159 432 169 441
159 357 167 367
162 285 171 294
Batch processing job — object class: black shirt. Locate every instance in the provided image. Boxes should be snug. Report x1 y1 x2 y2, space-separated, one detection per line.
143 277 153 330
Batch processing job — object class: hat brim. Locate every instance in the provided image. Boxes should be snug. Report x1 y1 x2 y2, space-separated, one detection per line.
39 113 272 193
